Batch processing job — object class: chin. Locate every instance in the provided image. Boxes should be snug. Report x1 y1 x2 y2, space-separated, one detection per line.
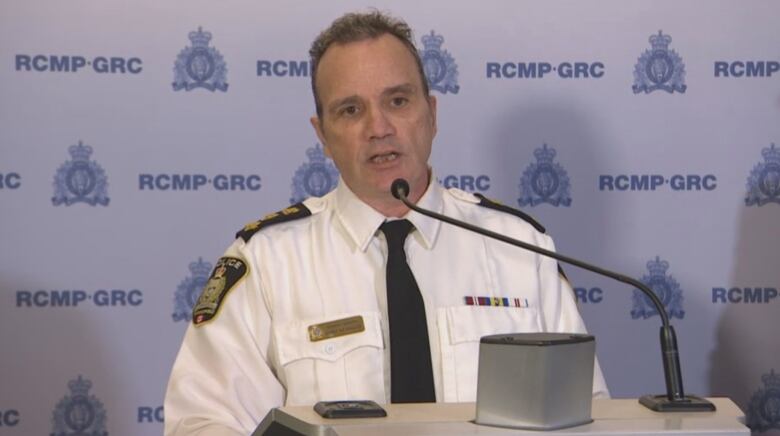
378 180 396 196
375 173 400 187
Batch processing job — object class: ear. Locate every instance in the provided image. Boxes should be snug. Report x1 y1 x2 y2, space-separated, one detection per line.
310 116 332 158
427 95 438 136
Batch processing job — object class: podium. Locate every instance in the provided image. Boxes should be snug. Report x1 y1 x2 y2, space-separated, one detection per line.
254 398 748 435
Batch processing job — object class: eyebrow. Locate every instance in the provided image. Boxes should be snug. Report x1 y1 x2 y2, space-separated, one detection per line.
326 83 418 114
382 83 416 96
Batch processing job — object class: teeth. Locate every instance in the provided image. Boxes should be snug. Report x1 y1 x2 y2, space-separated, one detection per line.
371 152 398 164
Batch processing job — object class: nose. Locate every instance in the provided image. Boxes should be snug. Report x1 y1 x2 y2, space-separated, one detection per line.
366 105 395 140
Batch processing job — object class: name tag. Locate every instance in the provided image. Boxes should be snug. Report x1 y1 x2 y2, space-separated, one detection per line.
308 315 365 342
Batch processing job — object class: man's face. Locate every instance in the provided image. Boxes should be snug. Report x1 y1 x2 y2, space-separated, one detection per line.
311 34 437 206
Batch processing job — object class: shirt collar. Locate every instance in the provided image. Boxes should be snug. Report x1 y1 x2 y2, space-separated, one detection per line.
334 178 387 252
405 174 443 250
334 173 444 251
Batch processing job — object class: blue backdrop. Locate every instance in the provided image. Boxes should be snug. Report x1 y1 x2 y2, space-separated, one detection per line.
1 1 778 434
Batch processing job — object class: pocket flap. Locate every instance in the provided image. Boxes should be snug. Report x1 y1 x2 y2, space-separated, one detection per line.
275 311 384 365
445 305 539 345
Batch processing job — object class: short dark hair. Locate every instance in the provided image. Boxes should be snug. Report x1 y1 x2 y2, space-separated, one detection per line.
309 10 430 118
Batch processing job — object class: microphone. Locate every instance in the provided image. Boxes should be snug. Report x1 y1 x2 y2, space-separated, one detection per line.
390 178 714 412
390 178 410 200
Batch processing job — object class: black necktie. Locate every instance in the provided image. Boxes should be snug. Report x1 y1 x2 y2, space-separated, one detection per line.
380 219 436 403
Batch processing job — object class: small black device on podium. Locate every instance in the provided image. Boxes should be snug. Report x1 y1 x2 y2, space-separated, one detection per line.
314 400 387 419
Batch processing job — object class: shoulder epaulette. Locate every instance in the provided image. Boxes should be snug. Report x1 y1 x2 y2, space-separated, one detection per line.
474 194 570 283
235 203 312 242
473 193 546 234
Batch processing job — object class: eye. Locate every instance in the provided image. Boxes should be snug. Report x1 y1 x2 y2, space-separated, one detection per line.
339 105 359 117
390 96 408 108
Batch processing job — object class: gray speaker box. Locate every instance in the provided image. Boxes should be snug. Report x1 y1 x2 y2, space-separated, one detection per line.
475 333 595 430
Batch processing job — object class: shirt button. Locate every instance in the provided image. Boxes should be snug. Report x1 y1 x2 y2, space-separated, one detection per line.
324 344 335 354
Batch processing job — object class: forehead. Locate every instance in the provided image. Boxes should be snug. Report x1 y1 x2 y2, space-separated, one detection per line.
315 34 423 103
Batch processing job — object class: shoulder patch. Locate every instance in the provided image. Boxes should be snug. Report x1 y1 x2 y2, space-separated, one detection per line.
193 256 247 326
235 203 312 243
473 193 546 234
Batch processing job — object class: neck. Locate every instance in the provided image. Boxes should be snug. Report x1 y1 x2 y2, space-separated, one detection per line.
370 183 427 218
373 199 412 218
356 173 431 218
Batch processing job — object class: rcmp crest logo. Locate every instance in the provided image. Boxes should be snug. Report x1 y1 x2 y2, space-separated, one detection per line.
632 30 687 94
52 141 110 206
290 144 339 204
745 143 780 206
418 31 460 94
172 27 228 92
518 143 572 207
51 375 108 436
631 256 685 319
172 257 213 322
747 369 780 432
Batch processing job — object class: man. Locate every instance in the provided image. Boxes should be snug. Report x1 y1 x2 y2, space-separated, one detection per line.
165 11 608 435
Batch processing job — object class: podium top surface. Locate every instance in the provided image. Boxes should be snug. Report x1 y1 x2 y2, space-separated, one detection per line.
256 398 748 436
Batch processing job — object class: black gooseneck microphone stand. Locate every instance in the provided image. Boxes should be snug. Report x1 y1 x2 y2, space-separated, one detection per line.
391 178 714 411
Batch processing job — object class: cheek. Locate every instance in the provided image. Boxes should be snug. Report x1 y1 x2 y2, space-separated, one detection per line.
326 143 362 172
412 121 435 157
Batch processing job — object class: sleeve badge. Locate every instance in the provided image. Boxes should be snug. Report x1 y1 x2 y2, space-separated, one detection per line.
192 256 247 325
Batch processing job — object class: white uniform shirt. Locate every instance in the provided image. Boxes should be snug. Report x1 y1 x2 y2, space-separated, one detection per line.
164 179 609 436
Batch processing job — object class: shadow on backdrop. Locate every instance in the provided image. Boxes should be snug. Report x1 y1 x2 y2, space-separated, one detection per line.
709 201 780 435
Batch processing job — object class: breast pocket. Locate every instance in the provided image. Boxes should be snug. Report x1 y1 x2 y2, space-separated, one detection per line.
437 305 540 402
273 311 385 405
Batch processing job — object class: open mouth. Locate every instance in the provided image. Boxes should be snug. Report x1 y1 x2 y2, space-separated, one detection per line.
370 152 399 164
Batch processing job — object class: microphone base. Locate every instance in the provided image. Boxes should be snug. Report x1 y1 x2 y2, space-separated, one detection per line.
639 394 716 412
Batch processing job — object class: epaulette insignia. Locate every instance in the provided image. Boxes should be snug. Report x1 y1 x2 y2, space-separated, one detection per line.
235 203 312 242
193 256 247 326
473 193 546 234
